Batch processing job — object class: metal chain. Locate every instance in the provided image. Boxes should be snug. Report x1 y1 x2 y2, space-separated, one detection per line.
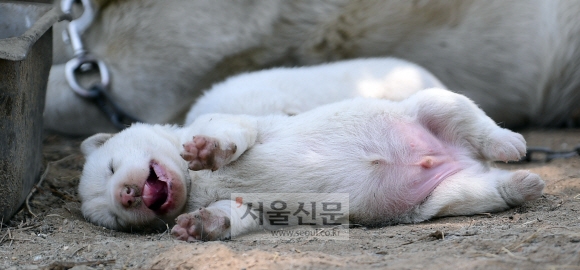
61 0 142 129
514 145 580 163
90 84 142 129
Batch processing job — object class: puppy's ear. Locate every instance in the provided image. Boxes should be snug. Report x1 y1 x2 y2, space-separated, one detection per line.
81 133 114 156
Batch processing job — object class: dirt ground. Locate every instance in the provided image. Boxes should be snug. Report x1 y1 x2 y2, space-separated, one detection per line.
1 129 579 269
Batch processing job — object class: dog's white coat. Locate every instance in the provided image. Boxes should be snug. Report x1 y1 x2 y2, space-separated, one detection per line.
185 57 445 124
46 0 580 134
79 89 545 240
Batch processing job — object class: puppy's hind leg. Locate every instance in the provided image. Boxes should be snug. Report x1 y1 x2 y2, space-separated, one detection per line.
406 88 526 162
404 167 545 223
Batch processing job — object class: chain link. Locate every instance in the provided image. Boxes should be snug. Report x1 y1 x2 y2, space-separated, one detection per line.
514 145 580 163
90 84 142 130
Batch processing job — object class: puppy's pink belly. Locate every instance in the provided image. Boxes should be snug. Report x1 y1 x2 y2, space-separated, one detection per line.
408 155 461 205
371 121 464 214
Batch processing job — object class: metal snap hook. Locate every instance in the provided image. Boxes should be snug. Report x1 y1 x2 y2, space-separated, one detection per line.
65 54 110 98
61 0 96 56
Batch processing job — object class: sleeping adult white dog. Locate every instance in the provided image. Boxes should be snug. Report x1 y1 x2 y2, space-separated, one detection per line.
47 0 580 135
79 89 545 240
184 57 445 123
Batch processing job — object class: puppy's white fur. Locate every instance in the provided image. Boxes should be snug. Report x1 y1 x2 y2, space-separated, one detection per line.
47 0 580 134
185 57 444 123
79 89 545 240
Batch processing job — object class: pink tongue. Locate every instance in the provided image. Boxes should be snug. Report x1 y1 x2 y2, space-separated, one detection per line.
142 166 168 211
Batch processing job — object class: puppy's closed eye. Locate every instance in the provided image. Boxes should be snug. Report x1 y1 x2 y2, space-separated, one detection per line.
109 160 115 174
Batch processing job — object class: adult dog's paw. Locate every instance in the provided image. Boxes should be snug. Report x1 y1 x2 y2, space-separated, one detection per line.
171 208 230 241
181 135 237 171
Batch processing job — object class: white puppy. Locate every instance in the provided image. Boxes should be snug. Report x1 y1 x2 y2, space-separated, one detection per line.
47 0 580 135
79 89 545 240
185 57 444 123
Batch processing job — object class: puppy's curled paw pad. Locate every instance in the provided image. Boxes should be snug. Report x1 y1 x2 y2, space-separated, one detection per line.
181 135 237 171
171 208 230 241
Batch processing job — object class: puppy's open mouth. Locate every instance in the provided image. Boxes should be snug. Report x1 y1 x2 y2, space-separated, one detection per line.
142 161 171 213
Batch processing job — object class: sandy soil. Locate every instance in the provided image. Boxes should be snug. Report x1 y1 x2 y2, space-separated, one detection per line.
1 129 579 270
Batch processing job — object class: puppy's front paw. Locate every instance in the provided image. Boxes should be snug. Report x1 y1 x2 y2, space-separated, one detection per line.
480 129 526 162
171 208 230 241
181 135 237 171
